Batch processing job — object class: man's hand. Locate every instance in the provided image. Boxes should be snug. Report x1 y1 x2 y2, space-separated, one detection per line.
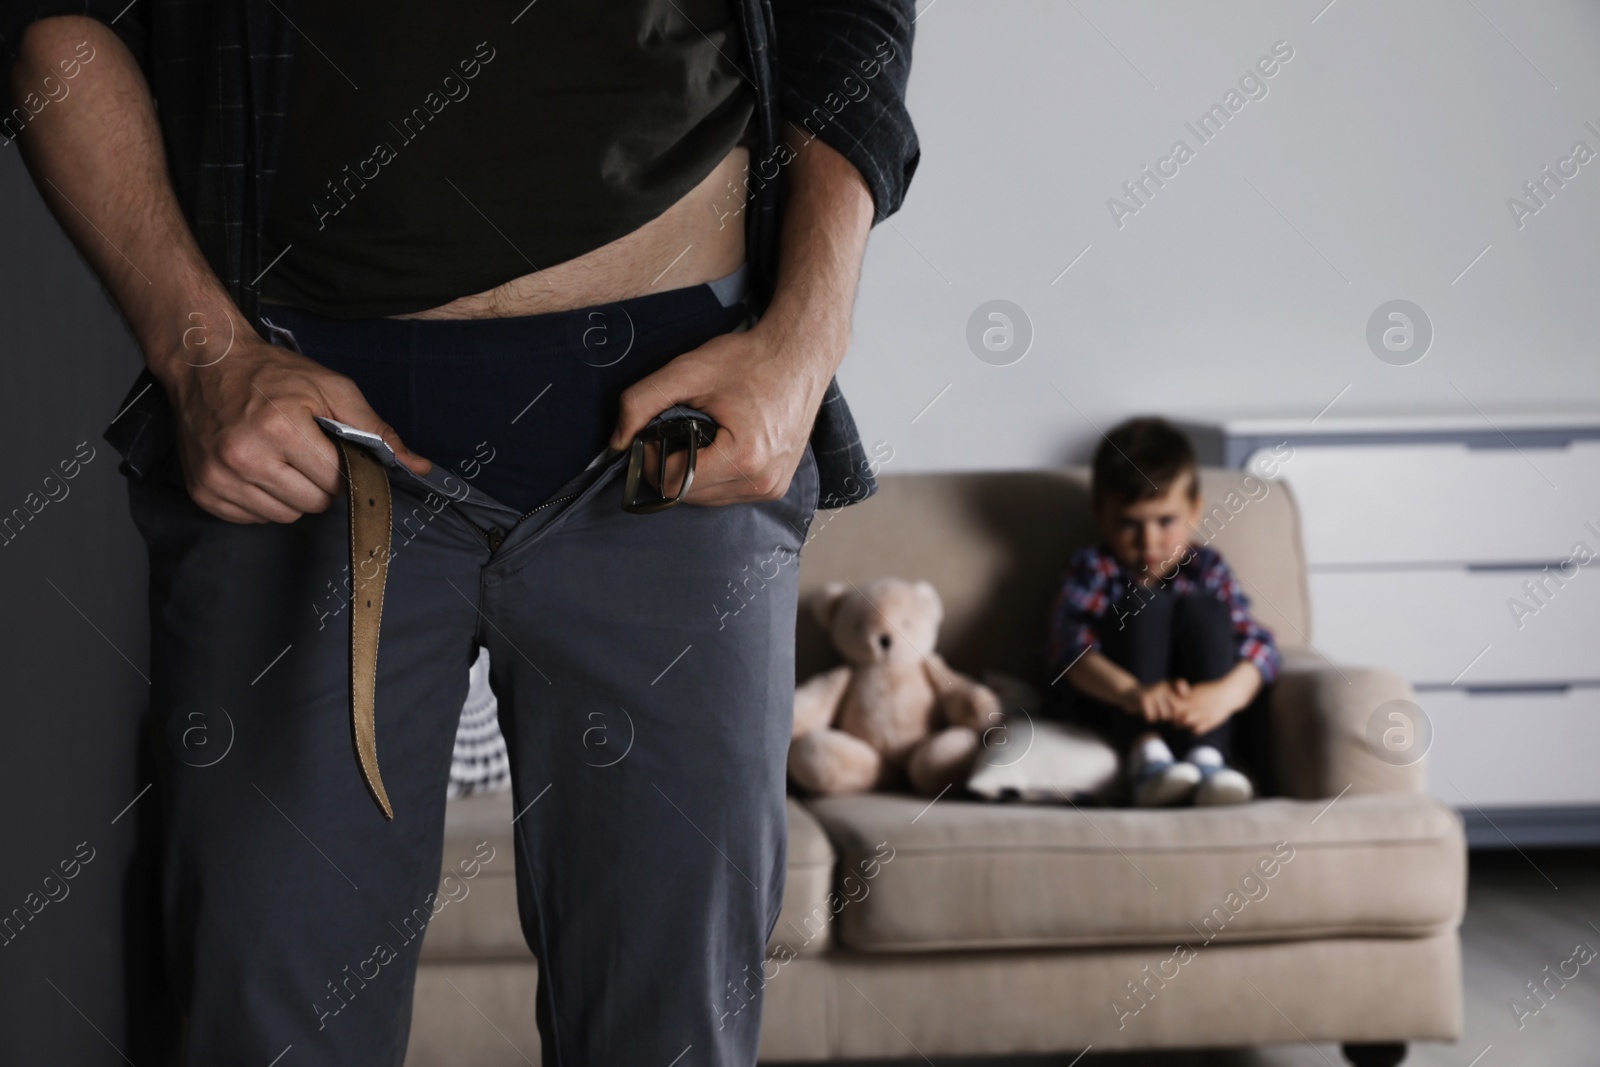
10 16 425 526
1119 680 1191 723
161 328 430 524
607 120 874 506
606 317 831 507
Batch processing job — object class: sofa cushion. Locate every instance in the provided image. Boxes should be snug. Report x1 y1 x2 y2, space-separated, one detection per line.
419 791 837 960
769 797 838 958
804 793 1466 952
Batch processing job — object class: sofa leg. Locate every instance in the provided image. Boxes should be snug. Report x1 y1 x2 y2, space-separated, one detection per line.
1342 1042 1407 1066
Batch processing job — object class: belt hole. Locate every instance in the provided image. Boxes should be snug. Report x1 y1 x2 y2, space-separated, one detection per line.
368 498 375 506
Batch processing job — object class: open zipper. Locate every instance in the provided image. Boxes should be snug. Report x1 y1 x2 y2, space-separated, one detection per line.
455 490 583 554
316 415 615 557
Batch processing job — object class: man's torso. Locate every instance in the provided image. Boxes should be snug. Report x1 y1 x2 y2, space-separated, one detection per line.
396 146 750 320
258 0 754 320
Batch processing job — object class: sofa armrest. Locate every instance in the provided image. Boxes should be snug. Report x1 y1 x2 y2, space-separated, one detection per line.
1269 660 1426 800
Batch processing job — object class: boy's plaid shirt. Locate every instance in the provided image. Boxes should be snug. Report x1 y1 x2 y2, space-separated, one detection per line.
1043 542 1282 684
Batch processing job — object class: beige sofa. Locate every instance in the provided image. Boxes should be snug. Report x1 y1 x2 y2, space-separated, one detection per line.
405 466 1466 1066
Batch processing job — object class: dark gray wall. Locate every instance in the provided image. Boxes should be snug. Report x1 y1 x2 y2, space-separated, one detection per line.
1 145 173 1063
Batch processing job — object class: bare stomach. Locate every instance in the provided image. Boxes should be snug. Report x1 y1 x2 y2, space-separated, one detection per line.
389 146 749 321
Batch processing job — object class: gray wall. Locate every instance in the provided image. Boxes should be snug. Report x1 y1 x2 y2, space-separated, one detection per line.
0 147 170 1062
842 0 1600 474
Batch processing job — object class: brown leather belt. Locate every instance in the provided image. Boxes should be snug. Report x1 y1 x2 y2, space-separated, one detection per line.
334 439 396 821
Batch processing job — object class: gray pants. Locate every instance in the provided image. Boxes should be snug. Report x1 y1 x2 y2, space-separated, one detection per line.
130 393 819 1063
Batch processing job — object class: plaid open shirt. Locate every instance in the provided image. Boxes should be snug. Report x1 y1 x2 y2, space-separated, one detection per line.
1043 542 1282 685
1 0 920 509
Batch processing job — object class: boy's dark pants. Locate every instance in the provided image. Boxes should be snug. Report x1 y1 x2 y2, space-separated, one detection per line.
1061 586 1273 787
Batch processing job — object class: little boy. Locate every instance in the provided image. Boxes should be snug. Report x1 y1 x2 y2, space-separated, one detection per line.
1043 417 1281 807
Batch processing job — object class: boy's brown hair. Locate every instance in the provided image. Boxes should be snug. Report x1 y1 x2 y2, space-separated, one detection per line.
1091 417 1199 513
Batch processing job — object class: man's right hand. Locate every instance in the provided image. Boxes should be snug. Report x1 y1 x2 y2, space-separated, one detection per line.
161 334 430 525
1119 680 1190 723
9 16 429 526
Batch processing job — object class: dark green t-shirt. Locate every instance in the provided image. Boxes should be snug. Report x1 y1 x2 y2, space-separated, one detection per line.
261 1 754 318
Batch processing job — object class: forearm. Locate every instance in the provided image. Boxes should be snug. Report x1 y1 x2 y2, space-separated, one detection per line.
1210 660 1264 714
757 120 876 392
10 16 252 388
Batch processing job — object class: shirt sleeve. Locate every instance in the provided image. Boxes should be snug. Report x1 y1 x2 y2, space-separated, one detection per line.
769 0 922 225
1043 548 1116 679
1 1 148 106
1203 550 1283 685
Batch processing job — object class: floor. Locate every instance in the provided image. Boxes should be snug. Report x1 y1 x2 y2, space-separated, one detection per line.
833 848 1600 1067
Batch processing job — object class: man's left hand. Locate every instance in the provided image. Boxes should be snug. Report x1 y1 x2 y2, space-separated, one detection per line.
606 121 874 507
606 314 836 508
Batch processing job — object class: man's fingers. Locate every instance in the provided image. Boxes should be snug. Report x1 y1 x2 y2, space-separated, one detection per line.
610 397 655 456
232 479 306 525
635 439 695 497
675 441 740 505
327 392 432 477
380 419 432 477
197 474 302 525
635 432 785 508
611 376 666 455
253 459 337 516
200 493 267 525
677 439 808 508
280 434 346 498
610 362 706 455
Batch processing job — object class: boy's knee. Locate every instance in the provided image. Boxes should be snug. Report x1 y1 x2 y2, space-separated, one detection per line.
1173 592 1235 649
1110 584 1176 636
1173 591 1230 626
1171 593 1236 678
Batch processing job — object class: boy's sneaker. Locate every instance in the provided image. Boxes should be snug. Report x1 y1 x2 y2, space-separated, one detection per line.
1130 738 1202 807
1185 745 1254 806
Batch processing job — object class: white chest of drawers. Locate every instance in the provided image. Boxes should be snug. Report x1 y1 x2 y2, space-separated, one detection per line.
1183 414 1600 846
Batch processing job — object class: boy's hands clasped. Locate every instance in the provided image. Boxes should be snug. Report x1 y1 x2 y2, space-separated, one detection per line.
1120 678 1238 734
1119 680 1189 723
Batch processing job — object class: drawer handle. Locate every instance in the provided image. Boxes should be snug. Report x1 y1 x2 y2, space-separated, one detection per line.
1462 683 1573 696
1463 437 1578 451
1465 562 1569 573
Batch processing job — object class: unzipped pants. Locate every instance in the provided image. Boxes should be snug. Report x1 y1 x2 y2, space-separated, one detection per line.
124 276 820 1066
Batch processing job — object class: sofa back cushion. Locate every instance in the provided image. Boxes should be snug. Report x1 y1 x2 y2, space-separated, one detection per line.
795 466 1310 683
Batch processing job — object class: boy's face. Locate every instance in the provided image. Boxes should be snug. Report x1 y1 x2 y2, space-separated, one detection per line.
1097 472 1203 582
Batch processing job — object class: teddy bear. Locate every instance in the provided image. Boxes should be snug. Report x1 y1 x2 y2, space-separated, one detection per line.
789 578 1004 797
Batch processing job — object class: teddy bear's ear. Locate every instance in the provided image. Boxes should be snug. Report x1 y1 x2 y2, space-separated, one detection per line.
810 581 852 630
914 580 944 623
